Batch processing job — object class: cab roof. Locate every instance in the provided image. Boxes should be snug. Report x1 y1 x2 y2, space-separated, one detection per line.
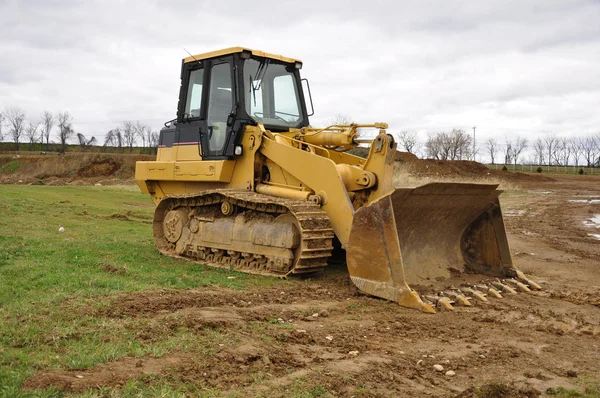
183 47 301 64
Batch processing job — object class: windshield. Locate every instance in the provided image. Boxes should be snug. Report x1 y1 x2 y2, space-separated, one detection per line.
243 58 303 128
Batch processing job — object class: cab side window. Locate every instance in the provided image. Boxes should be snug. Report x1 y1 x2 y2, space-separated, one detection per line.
207 63 232 152
273 75 301 123
184 68 203 118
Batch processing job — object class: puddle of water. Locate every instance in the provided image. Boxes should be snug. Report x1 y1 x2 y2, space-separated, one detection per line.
504 210 526 217
582 214 600 229
588 234 600 240
530 191 553 195
569 199 600 204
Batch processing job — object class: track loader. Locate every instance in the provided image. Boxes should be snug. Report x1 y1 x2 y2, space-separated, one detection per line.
136 47 539 313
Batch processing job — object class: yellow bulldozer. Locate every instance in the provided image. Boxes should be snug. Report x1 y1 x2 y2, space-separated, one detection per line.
135 47 539 313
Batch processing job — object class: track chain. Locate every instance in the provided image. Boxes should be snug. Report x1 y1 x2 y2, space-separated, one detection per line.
153 190 334 277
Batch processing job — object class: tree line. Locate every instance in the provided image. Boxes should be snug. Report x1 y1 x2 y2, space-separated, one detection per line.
0 107 75 152
0 106 159 153
396 129 600 167
103 121 159 152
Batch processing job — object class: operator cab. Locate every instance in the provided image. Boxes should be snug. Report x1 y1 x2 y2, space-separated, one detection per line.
159 47 311 160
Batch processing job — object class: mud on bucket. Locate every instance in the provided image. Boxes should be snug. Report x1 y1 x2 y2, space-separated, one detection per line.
346 182 517 312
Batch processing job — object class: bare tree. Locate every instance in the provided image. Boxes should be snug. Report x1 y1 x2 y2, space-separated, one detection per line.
485 138 499 164
25 121 41 150
425 129 472 160
397 131 419 154
511 136 528 167
555 137 572 166
104 130 116 147
543 134 558 167
533 137 545 165
570 137 583 167
328 114 353 126
0 111 4 142
425 133 445 160
104 128 123 147
503 138 513 165
438 132 453 160
122 121 137 151
144 129 160 154
57 111 74 153
77 133 97 147
582 135 596 167
596 133 600 166
148 130 159 147
451 129 472 160
40 111 54 150
137 122 147 149
4 106 26 151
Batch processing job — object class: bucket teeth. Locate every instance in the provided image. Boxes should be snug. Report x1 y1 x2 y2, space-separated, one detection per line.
474 284 503 299
503 278 531 292
426 295 454 311
490 281 518 295
516 270 542 290
461 287 488 302
443 291 472 306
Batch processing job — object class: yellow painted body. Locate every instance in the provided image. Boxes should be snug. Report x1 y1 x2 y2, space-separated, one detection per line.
136 47 536 313
183 46 302 65
136 123 388 246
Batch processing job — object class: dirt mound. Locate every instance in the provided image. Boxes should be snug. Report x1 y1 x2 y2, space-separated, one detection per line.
394 151 418 162
393 152 555 185
24 355 188 393
400 158 490 177
76 159 120 177
457 382 541 397
0 153 154 185
98 282 356 319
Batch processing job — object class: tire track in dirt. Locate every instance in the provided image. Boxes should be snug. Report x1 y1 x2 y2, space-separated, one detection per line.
26 280 599 396
24 175 600 396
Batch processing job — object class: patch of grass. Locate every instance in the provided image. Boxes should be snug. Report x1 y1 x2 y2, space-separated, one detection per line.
283 377 330 398
475 382 510 397
0 185 286 394
547 387 586 397
547 375 600 398
347 302 364 310
260 335 273 344
276 323 294 330
0 160 23 174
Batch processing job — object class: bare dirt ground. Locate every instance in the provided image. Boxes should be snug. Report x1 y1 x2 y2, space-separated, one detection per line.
0 153 153 185
23 172 600 397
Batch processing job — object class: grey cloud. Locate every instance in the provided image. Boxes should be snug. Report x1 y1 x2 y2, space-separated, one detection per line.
1 0 599 148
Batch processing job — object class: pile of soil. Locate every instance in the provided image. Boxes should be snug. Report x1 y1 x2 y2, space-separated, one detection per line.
394 151 555 184
76 159 121 178
0 153 154 185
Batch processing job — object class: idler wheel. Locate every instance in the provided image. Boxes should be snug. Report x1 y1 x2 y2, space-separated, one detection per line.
163 209 188 243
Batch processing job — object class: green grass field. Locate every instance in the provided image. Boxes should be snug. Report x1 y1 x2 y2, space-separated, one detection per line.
2 185 598 397
0 185 282 397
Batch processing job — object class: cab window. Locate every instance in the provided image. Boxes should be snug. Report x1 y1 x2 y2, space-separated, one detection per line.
207 62 233 152
184 68 203 118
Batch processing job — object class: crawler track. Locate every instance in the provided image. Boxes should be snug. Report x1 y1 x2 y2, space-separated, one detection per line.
153 190 335 276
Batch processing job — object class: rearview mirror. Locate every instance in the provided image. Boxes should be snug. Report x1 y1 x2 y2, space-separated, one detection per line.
301 78 314 117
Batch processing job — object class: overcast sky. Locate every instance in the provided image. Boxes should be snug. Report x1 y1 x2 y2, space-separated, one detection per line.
1 0 599 158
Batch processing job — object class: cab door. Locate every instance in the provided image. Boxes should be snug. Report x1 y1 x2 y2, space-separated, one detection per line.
175 63 205 161
200 59 235 159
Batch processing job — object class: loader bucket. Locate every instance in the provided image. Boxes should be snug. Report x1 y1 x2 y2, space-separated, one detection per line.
346 183 517 313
